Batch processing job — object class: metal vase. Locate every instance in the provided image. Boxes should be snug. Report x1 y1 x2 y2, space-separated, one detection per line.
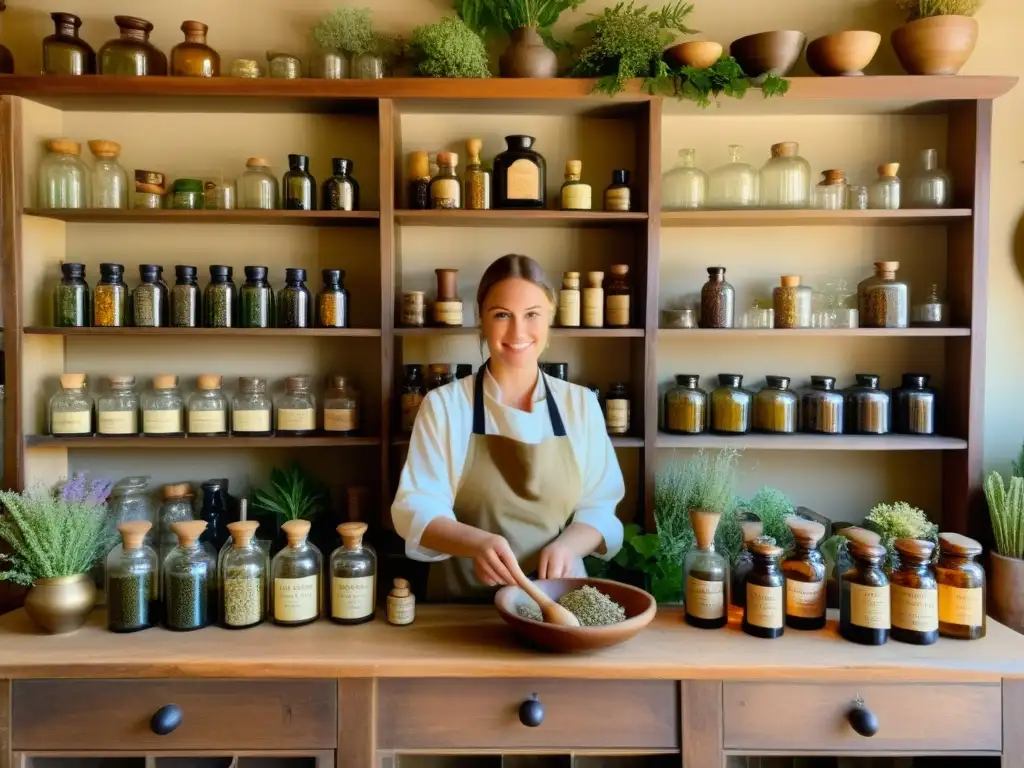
24 573 97 634
313 51 347 79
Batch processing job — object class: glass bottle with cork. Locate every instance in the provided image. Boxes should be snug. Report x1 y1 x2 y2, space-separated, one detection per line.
840 539 890 645
283 154 316 210
664 375 707 434
430 152 461 209
683 508 728 629
50 373 92 436
219 520 268 630
271 519 322 626
239 158 279 210
700 267 735 328
106 520 158 633
239 266 274 328
759 141 811 209
204 265 236 328
583 271 604 328
605 264 631 328
407 150 431 210
330 521 377 625
39 138 89 209
158 483 194 567
604 383 629 436
322 158 359 211
462 139 491 210
936 532 986 640
743 537 785 639
731 517 764 607
753 376 798 434
401 364 426 433
188 375 228 436
604 169 632 212
93 263 128 327
170 20 219 76
560 160 591 211
858 261 909 328
142 375 184 436
171 265 200 328
388 578 415 626
558 271 581 327
54 262 89 327
278 268 312 328
317 269 348 328
164 520 215 632
433 268 463 327
132 264 165 327
276 375 316 435
772 275 812 329
711 374 752 434
889 538 938 645
324 375 360 435
782 518 827 630
88 139 128 209
232 377 272 436
493 135 546 209
97 375 138 436
869 163 901 210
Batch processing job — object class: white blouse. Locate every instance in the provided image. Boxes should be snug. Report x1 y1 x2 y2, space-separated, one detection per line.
391 370 625 563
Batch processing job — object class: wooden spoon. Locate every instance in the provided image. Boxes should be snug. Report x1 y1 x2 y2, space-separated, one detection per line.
507 560 581 628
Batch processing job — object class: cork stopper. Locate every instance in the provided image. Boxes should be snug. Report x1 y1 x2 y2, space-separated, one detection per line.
196 374 222 391
786 517 825 547
47 138 80 155
780 275 801 288
181 20 208 36
849 539 886 563
162 482 192 500
843 526 882 547
689 508 721 550
878 162 900 177
610 264 629 276
390 578 411 597
286 375 310 393
938 532 982 557
586 271 604 288
118 520 152 551
740 518 763 545
751 539 783 558
771 141 798 158
466 138 483 164
88 139 121 158
171 520 207 547
408 150 430 179
246 157 269 168
874 261 899 277
338 521 368 550
228 520 259 548
565 159 582 176
894 537 935 561
109 375 136 388
821 169 846 184
153 374 178 390
437 151 458 168
60 373 86 389
282 519 311 547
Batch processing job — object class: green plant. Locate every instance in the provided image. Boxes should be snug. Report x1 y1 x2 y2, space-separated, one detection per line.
647 56 790 109
313 7 395 57
985 469 1024 559
895 0 982 20
742 486 796 552
456 0 584 39
253 464 328 523
864 500 939 570
411 17 492 78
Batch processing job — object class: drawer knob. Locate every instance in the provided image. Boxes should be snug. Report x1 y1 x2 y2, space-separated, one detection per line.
519 694 545 728
847 699 879 738
150 704 183 736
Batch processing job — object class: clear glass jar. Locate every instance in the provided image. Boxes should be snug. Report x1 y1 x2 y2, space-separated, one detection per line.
936 532 986 640
700 267 735 329
890 538 938 646
108 476 156 548
132 264 166 327
233 377 272 436
203 177 235 211
759 141 811 209
322 158 359 212
54 262 90 327
239 266 274 329
840 540 889 646
43 12 96 75
801 375 844 434
662 148 706 210
401 364 426 433
813 169 847 210
158 483 194 567
317 269 349 328
846 185 868 210
39 139 89 209
283 154 316 211
97 375 138 436
107 521 158 632
142 375 184 436
664 374 707 434
164 520 215 631
188 375 228 436
170 20 220 77
88 139 128 209
845 373 890 435
683 509 728 629
707 145 758 209
710 373 751 434
50 373 92 436
782 519 827 630
171 265 200 328
858 261 909 328
324 375 360 435
239 157 279 210
271 519 322 626
204 265 236 328
906 148 952 209
430 152 461 209
330 522 377 624
278 268 312 328
743 539 785 639
869 163 901 210
171 178 204 210
753 376 798 434
772 275 812 329
219 521 268 629
352 51 384 79
276 375 316 435
911 283 947 327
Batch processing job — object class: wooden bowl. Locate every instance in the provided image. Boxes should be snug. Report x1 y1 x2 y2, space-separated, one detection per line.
730 30 807 79
494 577 656 653
664 40 723 70
891 15 978 76
807 31 881 76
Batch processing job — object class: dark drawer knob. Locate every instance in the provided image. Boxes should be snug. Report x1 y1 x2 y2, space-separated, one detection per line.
847 699 878 738
150 704 183 736
519 694 545 728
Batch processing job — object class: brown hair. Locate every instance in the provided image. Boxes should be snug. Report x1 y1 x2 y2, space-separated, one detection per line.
476 254 557 315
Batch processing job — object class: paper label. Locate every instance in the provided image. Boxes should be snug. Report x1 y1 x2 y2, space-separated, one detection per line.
786 578 826 619
331 575 375 619
604 187 631 212
746 583 784 629
433 300 463 326
506 159 540 201
558 290 580 327
277 408 315 431
430 178 460 209
892 584 938 632
51 410 91 435
685 575 725 620
605 399 629 433
583 288 604 327
233 409 271 433
188 409 226 434
851 583 891 629
938 584 983 627
98 410 136 435
561 184 592 211
606 294 630 326
143 409 182 435
325 408 358 432
274 575 318 622
388 596 415 625
401 393 423 432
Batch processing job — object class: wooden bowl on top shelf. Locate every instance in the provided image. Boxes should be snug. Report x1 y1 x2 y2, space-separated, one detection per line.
664 40 724 70
806 31 882 76
494 577 656 653
729 30 807 80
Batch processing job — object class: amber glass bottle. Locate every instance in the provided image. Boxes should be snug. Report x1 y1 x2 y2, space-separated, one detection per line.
683 509 728 630
171 21 220 77
782 518 827 630
743 538 785 639
840 540 889 646
936 532 986 640
889 538 938 646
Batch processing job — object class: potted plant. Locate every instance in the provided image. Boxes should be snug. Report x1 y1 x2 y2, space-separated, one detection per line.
411 17 491 79
863 500 939 571
0 475 117 634
253 463 329 555
891 0 982 75
312 7 398 79
984 451 1024 634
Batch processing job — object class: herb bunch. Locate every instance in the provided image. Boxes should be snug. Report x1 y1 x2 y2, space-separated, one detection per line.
864 500 938 571
742 486 796 552
411 17 492 78
253 464 328 522
895 0 982 20
648 56 790 108
313 7 397 57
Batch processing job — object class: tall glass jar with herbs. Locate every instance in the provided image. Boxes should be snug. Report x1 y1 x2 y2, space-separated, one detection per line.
840 540 890 646
239 266 274 328
330 522 376 624
324 376 360 435
142 375 184 436
94 263 128 327
164 520 215 631
219 521 268 629
97 375 139 436
664 375 707 434
188 375 228 436
39 139 89 209
233 377 272 436
54 262 90 327
890 538 938 646
700 267 735 328
204 265 236 328
782 518 827 630
132 264 166 327
88 139 129 209
401 364 426 433
106 521 158 633
271 519 322 626
936 532 986 640
711 374 752 434
276 376 316 435
683 509 728 630
50 373 92 436
317 269 348 328
283 154 316 210
858 261 909 329
278 268 312 328
171 265 200 328
158 483 194 567
462 139 491 210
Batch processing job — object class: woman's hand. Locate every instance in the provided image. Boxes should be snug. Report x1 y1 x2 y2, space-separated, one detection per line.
472 533 521 587
538 540 576 579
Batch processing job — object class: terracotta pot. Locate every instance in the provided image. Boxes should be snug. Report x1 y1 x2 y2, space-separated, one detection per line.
729 30 806 80
891 15 978 76
989 551 1024 635
24 573 96 634
664 40 723 70
500 26 557 78
806 31 881 76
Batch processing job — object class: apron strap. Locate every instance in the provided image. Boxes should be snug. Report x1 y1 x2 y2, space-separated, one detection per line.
473 361 567 438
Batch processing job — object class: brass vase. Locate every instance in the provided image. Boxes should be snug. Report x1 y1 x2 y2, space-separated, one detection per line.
24 574 97 634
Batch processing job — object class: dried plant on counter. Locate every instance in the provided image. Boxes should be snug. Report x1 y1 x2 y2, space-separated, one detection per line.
895 0 983 20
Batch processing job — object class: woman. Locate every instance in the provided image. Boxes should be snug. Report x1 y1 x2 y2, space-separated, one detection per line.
391 254 625 602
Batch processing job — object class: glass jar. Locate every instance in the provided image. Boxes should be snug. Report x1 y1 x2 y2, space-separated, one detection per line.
906 148 952 209
731 521 764 608
782 518 827 630
430 152 461 210
461 138 491 210
388 578 415 626
408 151 431 211
351 51 384 79
54 262 89 327
427 363 454 391
43 12 96 75
869 162 901 210
232 377 272 436
204 265 236 328
401 364 426 433
171 265 200 328
759 142 811 209
893 373 936 435
164 520 215 631
142 375 184 436
50 373 92 436
561 159 593 210
402 291 425 328
219 521 268 629
272 519 322 626
858 261 909 328
890 538 938 645
188 375 228 436
711 373 751 435
98 16 168 76
845 373 890 435
330 522 377 624
317 269 349 328
801 375 844 434
664 374 707 434
134 169 166 209
239 266 274 329
171 20 220 77
583 271 604 328
493 135 546 209
772 275 812 329
683 509 728 630
605 264 631 328
158 483 195 566
199 479 230 556
277 375 316 435
132 264 166 328
93 263 128 327
753 376 798 434
433 268 463 327
743 539 785 639
108 475 155 539
239 158 279 210
604 383 630 436
813 169 847 210
39 139 88 209
700 267 735 328
267 51 302 78
707 145 758 209
279 268 312 328
283 154 316 211
840 540 890 645
97 375 138 436
557 272 581 327
203 177 236 211
322 158 359 212
661 148 706 210
846 185 869 210
936 532 986 640
107 521 158 633
912 283 947 327
324 375 360 435
604 169 632 212
170 178 204 210
88 139 128 209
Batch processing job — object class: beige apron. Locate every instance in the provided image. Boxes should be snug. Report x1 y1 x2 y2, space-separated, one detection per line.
427 362 583 602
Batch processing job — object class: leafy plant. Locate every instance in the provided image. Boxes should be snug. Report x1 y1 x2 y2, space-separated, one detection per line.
312 7 397 57
411 17 492 78
456 0 584 39
253 464 328 523
985 468 1024 559
864 501 938 571
742 486 796 552
895 0 982 20
647 56 790 109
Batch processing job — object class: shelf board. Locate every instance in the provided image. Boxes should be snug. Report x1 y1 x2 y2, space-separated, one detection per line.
396 327 644 338
660 209 973 227
657 433 967 451
23 209 380 226
25 435 379 449
392 435 644 448
24 326 382 338
396 210 648 228
657 327 970 339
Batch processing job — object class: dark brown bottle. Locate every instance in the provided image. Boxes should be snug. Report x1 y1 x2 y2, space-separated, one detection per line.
840 540 889 646
493 135 546 210
98 16 168 76
684 509 728 630
43 12 95 75
283 155 316 211
936 532 986 640
730 516 763 608
743 538 785 639
171 21 220 77
0 3 13 74
700 267 735 328
782 518 827 630
890 538 938 645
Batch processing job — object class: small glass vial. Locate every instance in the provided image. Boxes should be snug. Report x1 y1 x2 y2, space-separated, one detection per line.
583 271 604 328
232 377 272 435
664 374 707 434
220 520 268 630
846 185 869 211
93 262 128 327
278 267 312 328
164 520 215 631
890 538 938 646
711 373 752 435
322 158 359 212
430 152 461 210
731 519 764 608
801 375 844 434
869 162 901 210
39 138 89 209
604 169 632 211
318 269 349 328
171 265 200 328
604 383 630 436
330 522 377 625
401 364 426 433
188 375 228 436
54 262 90 327
88 139 128 209
700 267 735 329
936 532 986 640
142 375 184 436
205 265 236 328
272 519 322 626
97 375 139 436
743 538 785 639
558 271 581 327
858 261 909 329
50 373 92 436
463 139 491 211
605 264 631 328
427 363 454 391
277 375 316 435
684 509 728 630
238 266 273 329
560 160 591 211
107 521 158 633
753 376 798 434
324 375 360 435
893 373 936 435
407 151 431 210
283 154 316 211
434 268 463 327
813 169 847 211
912 283 947 327
782 518 827 630
239 157 279 210
402 291 426 328
132 264 166 327
772 275 812 329
906 148 952 209
840 540 890 646
387 578 415 626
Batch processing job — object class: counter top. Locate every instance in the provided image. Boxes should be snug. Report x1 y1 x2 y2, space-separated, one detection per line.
0 605 1021 681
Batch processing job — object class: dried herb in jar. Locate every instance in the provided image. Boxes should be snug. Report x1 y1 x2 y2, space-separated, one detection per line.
171 265 200 328
93 262 127 327
239 266 273 328
317 269 348 328
278 268 311 328
204 265 236 328
54 262 89 327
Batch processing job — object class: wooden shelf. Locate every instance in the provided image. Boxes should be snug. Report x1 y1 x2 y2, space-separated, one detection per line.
660 209 973 227
392 435 644 448
396 210 648 228
657 328 970 339
656 433 967 451
24 327 382 338
23 209 380 226
396 327 644 338
25 435 379 449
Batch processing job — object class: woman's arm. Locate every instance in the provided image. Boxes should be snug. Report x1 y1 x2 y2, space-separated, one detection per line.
538 521 605 579
420 517 522 587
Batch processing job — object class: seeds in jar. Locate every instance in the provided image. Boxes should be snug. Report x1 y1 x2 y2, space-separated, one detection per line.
223 569 264 627
166 571 208 630
107 572 153 631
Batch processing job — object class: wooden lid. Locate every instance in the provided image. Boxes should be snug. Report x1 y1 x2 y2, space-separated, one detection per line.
246 157 269 168
47 138 80 155
60 373 86 389
780 275 801 288
88 139 121 158
771 141 798 158
878 162 900 177
689 508 721 550
894 537 935 561
108 374 135 388
196 374 222 390
118 520 152 550
466 138 482 162
740 518 763 544
437 151 458 167
338 521 368 549
408 151 429 178
787 517 825 547
153 374 178 390
162 482 192 500
874 261 899 274
849 539 886 562
564 271 580 279
171 520 207 546
391 578 411 597
282 519 311 545
565 160 582 175
586 271 604 286
228 520 259 547
750 539 783 558
843 526 881 547
610 264 629 276
939 532 982 556
821 169 845 184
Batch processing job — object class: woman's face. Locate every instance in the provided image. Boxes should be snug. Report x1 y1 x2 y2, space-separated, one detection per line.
480 277 552 371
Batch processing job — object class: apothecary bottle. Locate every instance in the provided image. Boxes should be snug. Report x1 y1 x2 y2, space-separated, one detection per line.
198 479 230 559
434 268 463 327
893 373 936 435
324 375 360 435
232 377 272 436
661 148 706 210
272 519 322 626
237 266 272 329
204 265 236 328
98 16 168 76
430 152 461 210
869 163 901 210
277 376 316 435
840 540 890 645
132 264 166 327
936 532 986 640
801 375 844 434
107 521 158 633
583 272 604 328
171 266 200 328
560 160 591 211
427 363 454 391
317 269 349 328
50 373 92 436
88 139 128 209
323 158 359 211
700 267 735 329
278 268 312 328
388 579 415 625
707 145 758 209
684 509 728 630
330 522 377 624
664 374 707 434
604 383 630 436
463 139 491 210
283 154 316 211
94 263 128 327
558 272 581 327
164 520 214 631
605 264 631 328
890 538 938 645
494 135 546 209
158 483 194 566
743 539 785 639
142 375 184 436
54 262 89 327
912 283 946 327
731 519 764 608
188 375 228 436
845 373 890 435
813 169 847 211
858 261 909 329
408 151 431 210
604 169 632 212
711 374 751 435
171 20 219 77
43 12 96 75
772 275 812 329
759 142 811 209
219 521 268 629
39 139 88 209
239 158 279 210
401 364 426 433
906 148 952 209
753 376 798 434
97 375 139 436
782 519 827 630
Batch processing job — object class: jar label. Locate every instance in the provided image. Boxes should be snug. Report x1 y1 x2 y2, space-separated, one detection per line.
51 410 91 435
433 300 463 326
604 187 631 212
583 288 604 327
143 409 182 435
331 575 375 620
188 409 226 434
606 294 630 327
98 410 136 435
786 578 825 619
891 584 938 632
561 184 592 211
938 583 983 627
430 178 460 208
558 290 580 327
506 159 540 201
234 409 271 433
387 595 415 625
401 393 424 432
851 583 891 629
274 575 319 622
746 583 784 629
685 575 725 620
277 408 315 431
325 408 358 432
605 399 629 433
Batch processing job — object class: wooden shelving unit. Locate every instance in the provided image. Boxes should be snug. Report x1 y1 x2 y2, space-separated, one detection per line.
22 208 381 226
659 209 973 227
23 327 383 337
24 435 379 449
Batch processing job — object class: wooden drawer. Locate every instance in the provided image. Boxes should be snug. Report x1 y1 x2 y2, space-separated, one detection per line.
378 678 678 751
723 681 1001 752
12 679 337 751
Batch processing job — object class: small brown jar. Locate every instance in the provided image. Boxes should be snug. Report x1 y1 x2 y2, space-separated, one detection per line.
840 540 889 646
889 538 938 646
743 538 785 639
731 517 763 608
936 532 986 640
711 374 751 434
433 268 463 327
782 518 827 630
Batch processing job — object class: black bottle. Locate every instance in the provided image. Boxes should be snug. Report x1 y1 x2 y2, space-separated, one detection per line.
892 373 936 435
278 268 312 328
493 135 546 210
322 158 359 211
283 154 316 211
455 364 473 380
199 479 230 554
